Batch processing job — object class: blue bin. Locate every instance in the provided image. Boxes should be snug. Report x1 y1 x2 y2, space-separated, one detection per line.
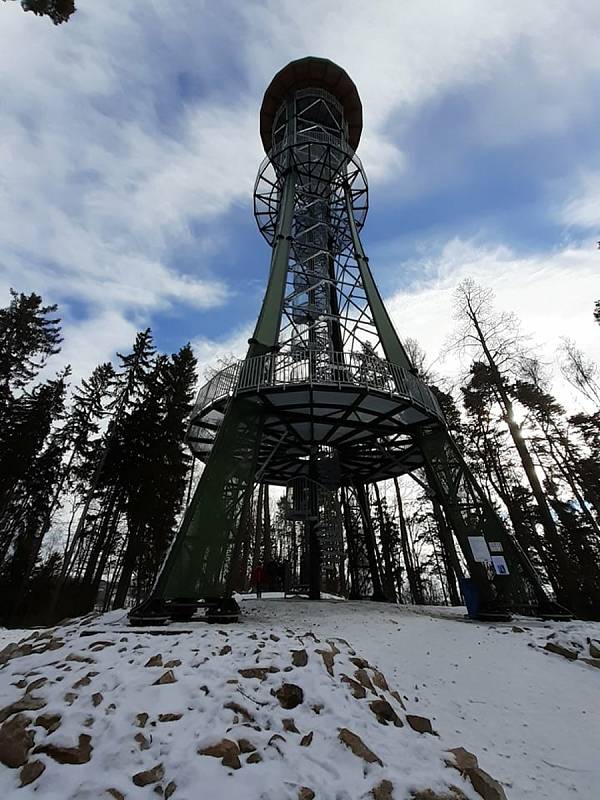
459 577 479 618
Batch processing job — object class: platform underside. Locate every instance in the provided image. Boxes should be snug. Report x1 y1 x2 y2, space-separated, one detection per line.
187 382 441 485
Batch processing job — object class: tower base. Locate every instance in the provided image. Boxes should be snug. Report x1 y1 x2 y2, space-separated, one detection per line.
128 596 241 626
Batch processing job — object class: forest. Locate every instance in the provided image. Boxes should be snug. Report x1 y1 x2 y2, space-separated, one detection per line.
1 283 599 626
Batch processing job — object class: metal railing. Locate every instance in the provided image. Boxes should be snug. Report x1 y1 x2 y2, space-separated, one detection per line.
190 351 444 423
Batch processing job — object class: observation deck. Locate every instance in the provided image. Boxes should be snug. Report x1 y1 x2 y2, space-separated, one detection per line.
187 351 444 486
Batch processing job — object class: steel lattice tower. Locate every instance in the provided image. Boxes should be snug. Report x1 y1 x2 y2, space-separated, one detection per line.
131 57 566 624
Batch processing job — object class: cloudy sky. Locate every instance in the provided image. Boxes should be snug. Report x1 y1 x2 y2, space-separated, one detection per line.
1 1 599 403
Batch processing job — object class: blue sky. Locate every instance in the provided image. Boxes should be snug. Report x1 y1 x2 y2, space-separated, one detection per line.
1 1 599 401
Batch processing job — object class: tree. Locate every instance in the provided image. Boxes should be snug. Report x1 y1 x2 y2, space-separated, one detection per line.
449 279 578 607
112 344 197 606
0 371 69 621
0 290 61 407
558 338 600 407
2 0 75 24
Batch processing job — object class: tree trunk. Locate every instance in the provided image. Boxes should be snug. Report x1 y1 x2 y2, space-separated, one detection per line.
392 477 422 603
372 482 396 601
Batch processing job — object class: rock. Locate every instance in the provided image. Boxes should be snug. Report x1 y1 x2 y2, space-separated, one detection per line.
136 712 149 727
469 767 508 800
283 718 300 734
270 634 280 642
90 641 115 651
13 679 28 689
164 659 181 668
73 675 92 689
311 704 324 715
238 738 256 753
158 713 183 723
390 690 406 709
35 733 92 764
300 732 313 747
153 670 177 685
92 692 103 707
145 654 163 667
20 759 45 786
66 653 94 664
326 640 341 656
198 738 240 759
446 747 479 773
135 732 151 751
369 699 403 727
581 657 600 669
64 692 78 705
341 674 367 699
274 683 304 709
35 713 61 733
302 631 320 643
165 781 176 798
291 649 308 667
224 701 254 722
446 747 506 800
299 788 315 800
106 790 125 800
589 640 600 659
338 728 383 765
371 670 390 692
0 642 33 666
219 645 232 656
0 714 34 767
372 780 394 800
246 752 262 764
222 751 242 769
412 789 466 799
132 763 165 786
511 626 524 633
239 667 270 680
406 715 435 735
349 656 370 669
354 668 375 693
544 642 578 660
0 694 47 723
26 677 48 693
316 649 335 676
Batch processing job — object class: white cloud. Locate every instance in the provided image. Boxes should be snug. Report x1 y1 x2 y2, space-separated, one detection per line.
559 171 600 231
242 0 600 175
192 326 253 383
2 0 600 384
384 237 600 408
0 3 256 378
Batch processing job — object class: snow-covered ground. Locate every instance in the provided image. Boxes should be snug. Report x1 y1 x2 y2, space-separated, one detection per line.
1 598 599 799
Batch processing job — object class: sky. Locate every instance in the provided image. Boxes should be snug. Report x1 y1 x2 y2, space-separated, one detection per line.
1 0 599 407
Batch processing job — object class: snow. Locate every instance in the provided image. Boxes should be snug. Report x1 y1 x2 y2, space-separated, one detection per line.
1 599 599 799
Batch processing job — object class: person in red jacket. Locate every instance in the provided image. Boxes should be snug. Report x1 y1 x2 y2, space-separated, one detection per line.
251 563 265 598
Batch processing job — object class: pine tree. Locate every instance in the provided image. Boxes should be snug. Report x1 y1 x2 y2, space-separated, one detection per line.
111 343 197 608
56 330 156 614
0 290 61 404
3 0 75 25
0 371 68 622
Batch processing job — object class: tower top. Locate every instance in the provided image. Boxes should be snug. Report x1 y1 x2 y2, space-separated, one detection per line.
259 56 363 154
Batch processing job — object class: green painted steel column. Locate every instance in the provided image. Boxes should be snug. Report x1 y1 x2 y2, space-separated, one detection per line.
248 169 296 357
344 187 413 371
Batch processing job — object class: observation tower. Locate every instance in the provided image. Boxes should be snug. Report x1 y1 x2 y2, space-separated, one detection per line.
131 57 565 624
